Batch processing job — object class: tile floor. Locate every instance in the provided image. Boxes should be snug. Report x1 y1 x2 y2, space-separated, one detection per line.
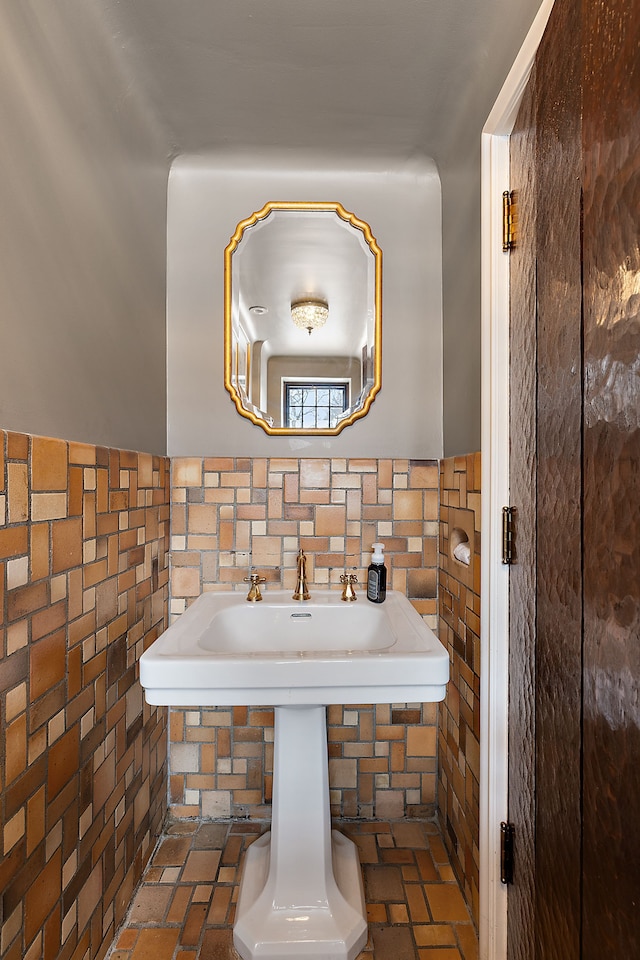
107 819 477 960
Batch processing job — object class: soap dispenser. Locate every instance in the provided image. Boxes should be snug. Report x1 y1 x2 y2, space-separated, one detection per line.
366 542 387 603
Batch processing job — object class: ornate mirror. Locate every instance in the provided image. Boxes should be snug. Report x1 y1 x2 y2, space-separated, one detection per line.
224 201 382 435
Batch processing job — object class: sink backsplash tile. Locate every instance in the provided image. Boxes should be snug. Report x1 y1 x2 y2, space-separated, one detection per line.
169 457 440 820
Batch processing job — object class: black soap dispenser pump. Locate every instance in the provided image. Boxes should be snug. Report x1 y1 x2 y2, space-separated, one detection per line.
367 542 387 603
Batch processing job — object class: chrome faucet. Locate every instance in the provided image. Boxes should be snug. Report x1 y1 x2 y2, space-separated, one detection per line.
244 572 266 602
340 573 358 602
292 548 310 601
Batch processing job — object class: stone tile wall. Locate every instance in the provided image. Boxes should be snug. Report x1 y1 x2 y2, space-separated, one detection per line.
0 430 170 960
437 454 481 925
169 457 440 821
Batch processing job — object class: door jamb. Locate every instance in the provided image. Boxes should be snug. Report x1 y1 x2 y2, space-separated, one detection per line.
479 2 554 958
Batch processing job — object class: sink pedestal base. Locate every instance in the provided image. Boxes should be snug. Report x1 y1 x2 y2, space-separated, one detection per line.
234 705 367 960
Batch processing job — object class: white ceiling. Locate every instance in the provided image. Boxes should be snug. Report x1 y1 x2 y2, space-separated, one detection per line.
103 0 543 165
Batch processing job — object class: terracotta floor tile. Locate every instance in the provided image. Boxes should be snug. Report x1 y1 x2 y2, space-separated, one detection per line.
371 925 416 960
350 834 379 863
193 883 214 902
168 821 199 836
130 928 180 960
181 903 208 945
418 950 461 960
182 849 221 882
129 885 172 923
221 835 243 866
377 833 395 848
416 848 439 881
414 924 457 946
200 928 235 959
389 903 410 923
229 821 263 835
425 884 471 922
116 929 139 949
456 923 480 960
380 846 414 863
193 823 230 849
153 837 192 866
405 883 431 923
364 864 405 901
392 821 429 849
208 886 233 924
107 819 478 960
167 886 192 923
427 835 450 863
366 903 387 923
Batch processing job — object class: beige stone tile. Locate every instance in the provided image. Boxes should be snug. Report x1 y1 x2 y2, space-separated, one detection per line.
393 490 423 521
252 536 281 566
31 492 67 521
7 462 28 522
173 459 203 487
187 504 218 534
315 505 346 536
172 567 201 597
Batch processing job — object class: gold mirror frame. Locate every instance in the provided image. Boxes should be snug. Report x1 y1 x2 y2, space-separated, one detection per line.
224 201 382 435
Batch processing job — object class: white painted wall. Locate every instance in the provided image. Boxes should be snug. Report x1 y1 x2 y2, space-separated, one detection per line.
167 153 443 458
0 0 169 454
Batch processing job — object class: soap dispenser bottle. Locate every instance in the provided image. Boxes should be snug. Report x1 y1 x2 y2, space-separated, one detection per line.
367 542 387 603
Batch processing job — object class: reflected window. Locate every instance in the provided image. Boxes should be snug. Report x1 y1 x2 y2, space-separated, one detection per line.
284 381 349 430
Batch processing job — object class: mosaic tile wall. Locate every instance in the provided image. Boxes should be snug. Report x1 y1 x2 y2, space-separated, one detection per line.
0 430 170 960
437 454 481 925
169 457 440 821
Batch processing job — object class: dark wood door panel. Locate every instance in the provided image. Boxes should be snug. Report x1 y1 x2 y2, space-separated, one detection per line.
582 0 640 953
533 0 583 955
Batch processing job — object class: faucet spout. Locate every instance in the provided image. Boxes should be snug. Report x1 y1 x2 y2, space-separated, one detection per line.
292 548 311 601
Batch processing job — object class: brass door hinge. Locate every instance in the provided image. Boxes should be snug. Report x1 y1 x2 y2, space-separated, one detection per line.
500 821 515 884
502 506 515 565
502 190 516 251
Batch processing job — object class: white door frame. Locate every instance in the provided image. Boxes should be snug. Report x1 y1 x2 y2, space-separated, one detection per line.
479 2 554 958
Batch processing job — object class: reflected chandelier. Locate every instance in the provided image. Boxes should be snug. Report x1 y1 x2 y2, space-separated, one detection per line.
291 299 328 335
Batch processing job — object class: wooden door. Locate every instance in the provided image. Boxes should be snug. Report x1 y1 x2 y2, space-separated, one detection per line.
506 0 640 956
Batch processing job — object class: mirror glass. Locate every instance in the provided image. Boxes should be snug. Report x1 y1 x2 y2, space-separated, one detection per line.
224 201 381 434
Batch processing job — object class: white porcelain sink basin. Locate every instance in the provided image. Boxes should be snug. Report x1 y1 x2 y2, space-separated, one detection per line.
140 589 449 706
139 589 449 960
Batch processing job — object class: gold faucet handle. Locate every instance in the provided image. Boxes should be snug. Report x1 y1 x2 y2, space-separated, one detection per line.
340 573 358 601
244 573 266 601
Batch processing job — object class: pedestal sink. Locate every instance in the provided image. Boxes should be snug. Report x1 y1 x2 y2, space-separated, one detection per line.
140 590 449 960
